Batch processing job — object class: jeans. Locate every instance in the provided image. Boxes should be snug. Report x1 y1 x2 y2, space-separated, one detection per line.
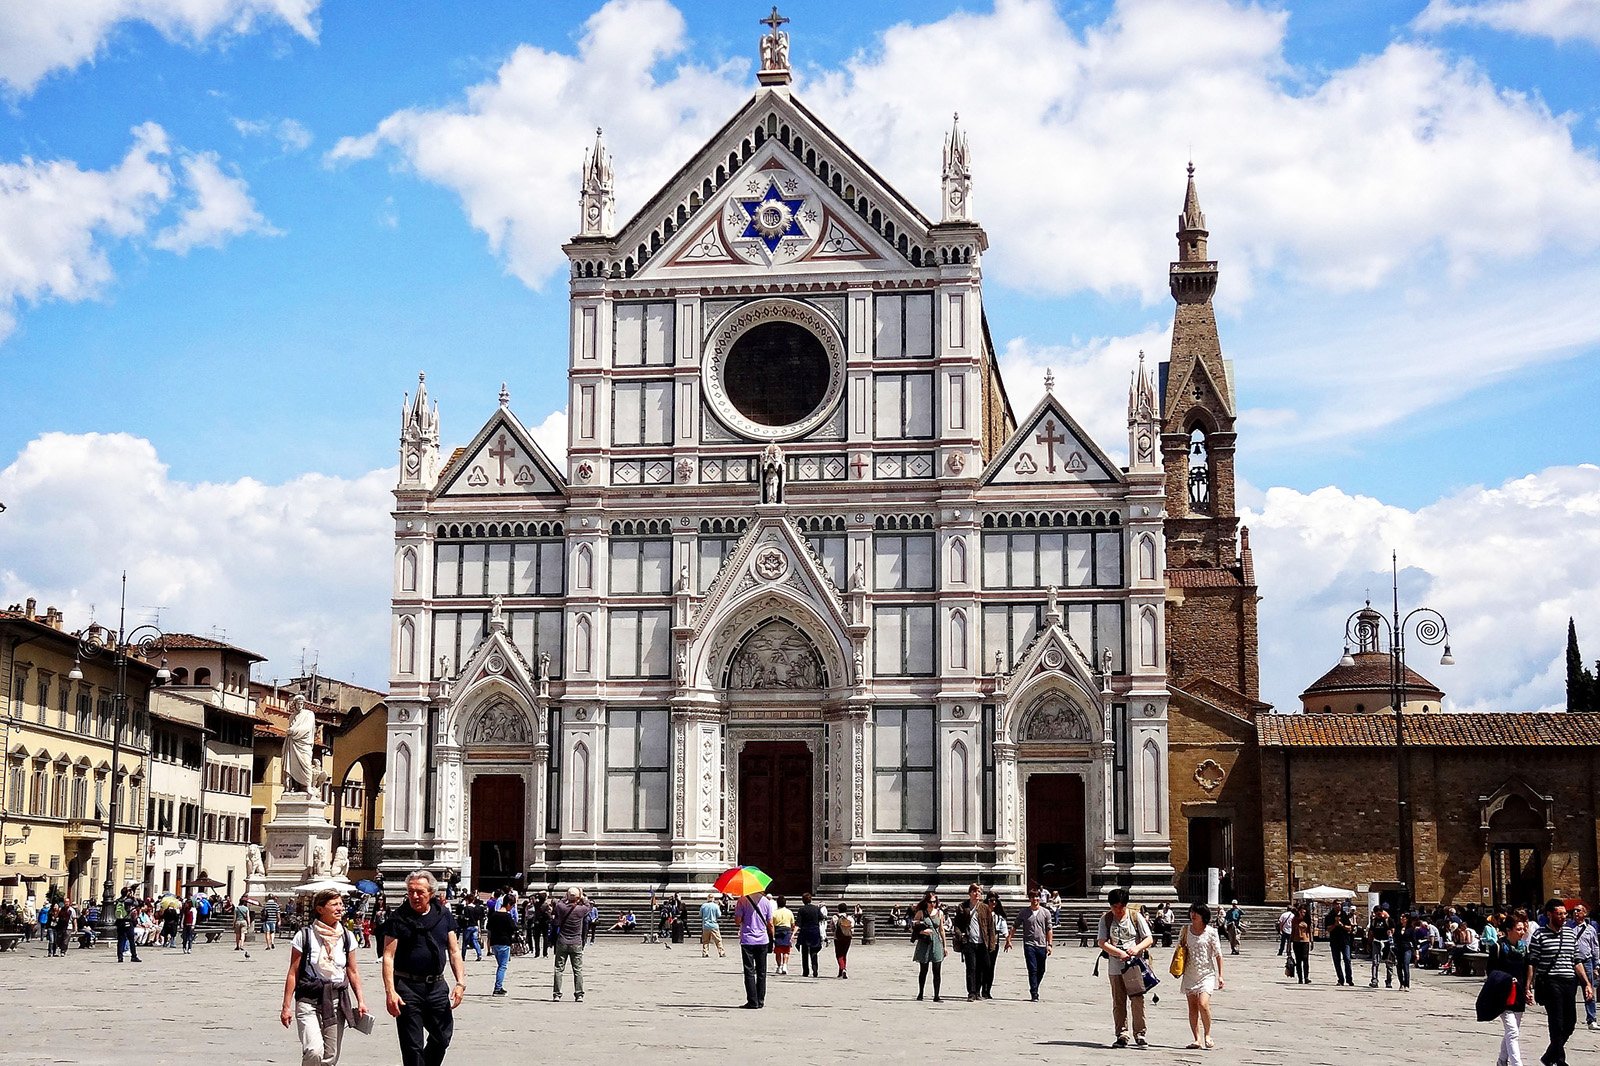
983 946 998 996
1278 930 1290 956
1370 939 1394 985
1583 959 1597 1025
1331 937 1353 984
1292 941 1310 983
117 926 139 960
461 926 482 960
741 943 770 1006
394 976 452 1066
491 944 510 992
1023 943 1048 999
529 927 545 956
293 997 344 1066
962 944 985 998
800 941 820 976
553 942 584 996
1396 945 1412 989
1541 977 1577 1065
182 927 196 953
1500 1008 1525 1066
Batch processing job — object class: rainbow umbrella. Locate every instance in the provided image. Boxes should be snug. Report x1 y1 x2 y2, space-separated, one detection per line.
713 866 773 896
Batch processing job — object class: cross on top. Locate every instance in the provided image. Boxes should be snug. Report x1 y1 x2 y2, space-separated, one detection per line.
761 6 789 34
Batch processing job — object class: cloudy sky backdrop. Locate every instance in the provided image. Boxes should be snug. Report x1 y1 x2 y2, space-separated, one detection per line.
0 0 1597 708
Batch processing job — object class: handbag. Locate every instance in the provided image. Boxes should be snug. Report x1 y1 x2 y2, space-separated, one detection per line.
1121 960 1148 996
1170 937 1187 978
1285 957 1295 978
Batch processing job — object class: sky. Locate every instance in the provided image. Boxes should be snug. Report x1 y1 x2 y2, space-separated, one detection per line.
0 0 1597 709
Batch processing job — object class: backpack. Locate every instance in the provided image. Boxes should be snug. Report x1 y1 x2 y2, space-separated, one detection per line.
295 927 357 1000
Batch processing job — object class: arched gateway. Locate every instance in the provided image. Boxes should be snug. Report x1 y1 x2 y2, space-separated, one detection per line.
381 15 1178 901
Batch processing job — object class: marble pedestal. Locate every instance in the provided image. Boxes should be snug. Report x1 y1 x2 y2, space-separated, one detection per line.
260 792 335 898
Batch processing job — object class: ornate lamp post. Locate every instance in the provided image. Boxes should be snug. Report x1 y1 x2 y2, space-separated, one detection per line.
1339 553 1453 907
67 575 167 936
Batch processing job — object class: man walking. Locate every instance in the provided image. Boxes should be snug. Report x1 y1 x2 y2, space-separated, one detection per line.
527 892 551 957
1571 902 1599 1030
381 870 467 1066
1223 901 1244 955
261 895 280 950
1276 904 1294 956
794 893 825 978
735 890 777 1009
1326 903 1353 986
114 887 141 963
1098 889 1154 1049
1529 897 1595 1066
486 892 518 996
1004 890 1054 1002
551 887 593 1002
700 893 725 958
956 883 997 1001
459 895 485 962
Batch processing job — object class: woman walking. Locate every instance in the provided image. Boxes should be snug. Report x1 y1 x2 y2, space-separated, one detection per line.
1179 903 1226 1049
983 893 1006 999
771 895 795 975
181 898 199 954
1489 913 1533 1066
1291 905 1312 984
280 888 368 1066
912 890 948 1002
835 906 854 978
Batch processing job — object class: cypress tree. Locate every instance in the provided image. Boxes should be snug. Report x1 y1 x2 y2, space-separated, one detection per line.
1568 618 1596 712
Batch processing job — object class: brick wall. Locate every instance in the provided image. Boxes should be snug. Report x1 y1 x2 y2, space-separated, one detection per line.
1168 692 1264 901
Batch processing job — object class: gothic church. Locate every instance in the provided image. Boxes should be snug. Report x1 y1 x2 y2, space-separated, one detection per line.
382 15 1261 902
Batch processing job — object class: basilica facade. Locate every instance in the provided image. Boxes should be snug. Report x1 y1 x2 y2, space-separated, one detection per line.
381 20 1257 901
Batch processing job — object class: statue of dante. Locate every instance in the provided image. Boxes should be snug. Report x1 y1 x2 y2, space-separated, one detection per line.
283 695 318 794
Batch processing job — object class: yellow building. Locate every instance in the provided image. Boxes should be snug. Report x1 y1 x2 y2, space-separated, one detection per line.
1 602 154 905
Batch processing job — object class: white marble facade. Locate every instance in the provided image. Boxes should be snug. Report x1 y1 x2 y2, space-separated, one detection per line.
382 28 1175 900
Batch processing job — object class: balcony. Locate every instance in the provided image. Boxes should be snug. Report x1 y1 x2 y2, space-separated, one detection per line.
63 820 103 842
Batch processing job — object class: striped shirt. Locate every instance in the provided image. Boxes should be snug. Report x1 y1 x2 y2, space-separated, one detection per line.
1529 923 1579 980
262 899 281 923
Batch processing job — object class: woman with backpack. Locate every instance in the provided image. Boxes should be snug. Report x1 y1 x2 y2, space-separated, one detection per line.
280 888 369 1066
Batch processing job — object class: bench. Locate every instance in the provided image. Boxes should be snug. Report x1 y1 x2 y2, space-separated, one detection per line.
0 933 23 952
1455 951 1490 977
1078 932 1098 948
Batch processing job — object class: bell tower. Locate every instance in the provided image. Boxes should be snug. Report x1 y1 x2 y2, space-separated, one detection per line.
1159 164 1258 702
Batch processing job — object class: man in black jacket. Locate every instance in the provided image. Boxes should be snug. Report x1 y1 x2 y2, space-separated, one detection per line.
382 871 467 1066
955 883 997 1001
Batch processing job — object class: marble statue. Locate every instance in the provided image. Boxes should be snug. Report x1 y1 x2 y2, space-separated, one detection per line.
283 695 319 794
329 845 350 880
310 840 329 877
245 843 266 881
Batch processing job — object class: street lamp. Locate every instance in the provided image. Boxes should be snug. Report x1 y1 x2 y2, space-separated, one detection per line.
1340 552 1453 909
68 574 166 937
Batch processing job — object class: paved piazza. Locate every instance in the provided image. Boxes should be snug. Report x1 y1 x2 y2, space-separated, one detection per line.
0 933 1589 1065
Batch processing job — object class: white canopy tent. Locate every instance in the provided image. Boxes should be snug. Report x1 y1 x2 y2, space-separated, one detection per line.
1293 885 1356 902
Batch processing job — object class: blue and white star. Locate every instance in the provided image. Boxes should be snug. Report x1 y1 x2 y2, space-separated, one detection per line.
737 181 807 253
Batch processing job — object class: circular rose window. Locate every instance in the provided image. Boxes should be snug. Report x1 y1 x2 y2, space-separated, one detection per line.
703 298 844 441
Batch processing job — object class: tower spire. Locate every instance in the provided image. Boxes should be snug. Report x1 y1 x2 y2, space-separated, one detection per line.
1177 160 1208 262
941 112 972 223
578 127 615 238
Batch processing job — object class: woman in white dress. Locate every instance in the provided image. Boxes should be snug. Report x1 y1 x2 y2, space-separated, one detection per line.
1178 902 1225 1050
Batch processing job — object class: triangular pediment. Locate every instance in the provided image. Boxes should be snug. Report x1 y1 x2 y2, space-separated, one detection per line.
604 91 943 282
452 618 539 697
983 394 1123 486
688 513 854 690
1006 618 1099 699
436 407 565 499
1160 354 1236 424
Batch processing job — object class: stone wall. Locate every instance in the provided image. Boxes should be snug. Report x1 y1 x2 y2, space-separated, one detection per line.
1168 692 1265 901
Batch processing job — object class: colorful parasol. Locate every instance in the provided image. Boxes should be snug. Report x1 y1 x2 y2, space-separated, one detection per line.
712 866 773 896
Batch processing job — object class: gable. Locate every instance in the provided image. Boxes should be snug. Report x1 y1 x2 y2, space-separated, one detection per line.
437 409 565 499
607 92 940 282
983 395 1122 486
636 139 902 282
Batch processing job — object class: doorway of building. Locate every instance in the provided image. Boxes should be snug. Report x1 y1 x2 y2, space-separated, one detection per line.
469 774 524 892
737 741 813 894
1186 816 1234 901
1026 773 1087 897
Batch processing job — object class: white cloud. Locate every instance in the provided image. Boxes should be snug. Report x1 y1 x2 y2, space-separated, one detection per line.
0 433 393 691
326 0 749 289
0 126 276 336
1416 0 1600 47
0 0 319 96
1249 463 1600 713
232 116 313 153
0 123 172 341
525 409 568 466
995 328 1171 456
153 150 279 253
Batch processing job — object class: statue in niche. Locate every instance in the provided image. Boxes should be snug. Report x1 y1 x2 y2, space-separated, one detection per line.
728 620 822 689
490 595 505 627
1022 695 1091 741
760 442 784 503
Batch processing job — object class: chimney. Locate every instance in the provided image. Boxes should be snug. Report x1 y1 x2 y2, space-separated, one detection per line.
46 607 63 630
25 597 37 620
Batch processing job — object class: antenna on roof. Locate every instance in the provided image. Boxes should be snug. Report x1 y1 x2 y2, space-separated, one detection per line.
140 606 169 626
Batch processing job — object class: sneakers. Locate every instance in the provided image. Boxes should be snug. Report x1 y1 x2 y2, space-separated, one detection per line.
552 991 562 1001
575 992 584 1002
492 988 507 996
1113 1036 1130 1048
1134 1036 1148 1048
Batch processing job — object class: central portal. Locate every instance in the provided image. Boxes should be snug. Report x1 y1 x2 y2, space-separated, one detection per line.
1026 772 1087 897
470 774 525 892
738 741 814 894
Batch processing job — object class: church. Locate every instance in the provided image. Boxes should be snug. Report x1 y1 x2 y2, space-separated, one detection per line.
380 13 1261 902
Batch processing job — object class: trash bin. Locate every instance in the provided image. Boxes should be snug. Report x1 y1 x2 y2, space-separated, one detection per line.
862 914 876 944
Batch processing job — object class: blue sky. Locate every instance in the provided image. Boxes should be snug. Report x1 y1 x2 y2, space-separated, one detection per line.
0 0 1597 708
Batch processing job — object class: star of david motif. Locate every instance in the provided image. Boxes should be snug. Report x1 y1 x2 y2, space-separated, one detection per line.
737 181 809 253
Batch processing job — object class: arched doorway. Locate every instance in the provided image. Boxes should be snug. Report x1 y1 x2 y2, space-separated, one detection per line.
1026 773 1087 897
1487 792 1546 912
737 741 813 893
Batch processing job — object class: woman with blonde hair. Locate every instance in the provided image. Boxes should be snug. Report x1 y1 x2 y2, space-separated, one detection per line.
280 890 368 1066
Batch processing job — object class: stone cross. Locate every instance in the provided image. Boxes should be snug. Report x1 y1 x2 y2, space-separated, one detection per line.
489 433 515 485
1035 420 1064 473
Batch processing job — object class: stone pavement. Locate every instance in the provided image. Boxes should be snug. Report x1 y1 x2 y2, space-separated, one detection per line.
0 932 1594 1065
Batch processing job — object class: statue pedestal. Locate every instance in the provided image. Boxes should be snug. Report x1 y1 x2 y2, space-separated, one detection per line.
260 792 335 898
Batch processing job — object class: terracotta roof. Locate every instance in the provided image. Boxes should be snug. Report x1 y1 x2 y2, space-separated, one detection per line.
1166 567 1240 589
1257 711 1600 748
159 632 266 661
1300 651 1443 701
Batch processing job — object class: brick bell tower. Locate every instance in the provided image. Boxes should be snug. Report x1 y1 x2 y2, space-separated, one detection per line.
1159 163 1261 705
